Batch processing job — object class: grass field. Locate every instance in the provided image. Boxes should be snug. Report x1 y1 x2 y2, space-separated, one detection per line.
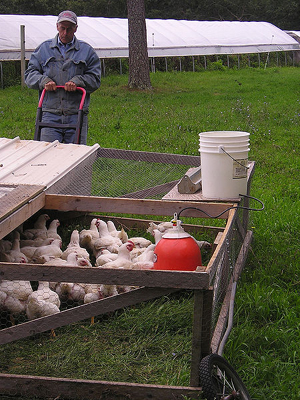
0 67 300 399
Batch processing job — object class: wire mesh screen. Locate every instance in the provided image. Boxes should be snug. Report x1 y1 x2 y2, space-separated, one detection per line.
209 203 251 354
47 147 200 199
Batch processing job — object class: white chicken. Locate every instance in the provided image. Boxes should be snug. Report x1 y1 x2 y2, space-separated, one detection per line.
147 221 174 235
0 231 28 263
55 282 86 304
0 279 33 301
0 290 26 324
107 220 129 243
102 240 135 269
20 237 54 248
31 239 63 264
102 240 136 294
83 284 104 302
152 229 163 244
47 219 62 241
131 243 156 270
79 218 99 254
55 251 95 302
195 240 212 251
27 281 60 309
95 249 118 267
0 239 12 253
20 238 54 262
22 213 50 240
26 297 60 320
127 236 152 249
128 236 153 261
46 253 92 297
83 283 119 325
61 230 90 261
129 229 160 265
93 219 122 257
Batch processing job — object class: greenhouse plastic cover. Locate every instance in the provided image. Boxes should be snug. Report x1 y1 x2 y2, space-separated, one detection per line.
0 14 299 60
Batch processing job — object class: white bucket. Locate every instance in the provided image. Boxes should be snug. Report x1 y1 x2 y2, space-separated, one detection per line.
199 131 250 199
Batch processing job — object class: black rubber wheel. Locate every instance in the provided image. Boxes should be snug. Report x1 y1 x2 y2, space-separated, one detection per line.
199 354 252 400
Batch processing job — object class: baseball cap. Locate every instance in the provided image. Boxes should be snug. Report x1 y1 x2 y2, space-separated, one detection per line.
57 10 77 25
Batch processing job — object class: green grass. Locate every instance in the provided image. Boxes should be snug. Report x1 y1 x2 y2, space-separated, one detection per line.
1 67 300 399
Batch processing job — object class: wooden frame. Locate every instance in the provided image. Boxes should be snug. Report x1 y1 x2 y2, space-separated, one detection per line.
0 195 252 399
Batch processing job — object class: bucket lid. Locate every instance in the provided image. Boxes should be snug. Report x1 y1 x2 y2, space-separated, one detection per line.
199 130 250 139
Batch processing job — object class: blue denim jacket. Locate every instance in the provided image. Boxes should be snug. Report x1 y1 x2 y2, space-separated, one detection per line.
25 35 101 115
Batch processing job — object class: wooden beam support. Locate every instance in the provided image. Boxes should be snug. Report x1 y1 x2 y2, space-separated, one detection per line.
190 288 213 386
0 185 45 239
0 287 179 345
0 373 202 400
44 194 232 219
0 264 210 290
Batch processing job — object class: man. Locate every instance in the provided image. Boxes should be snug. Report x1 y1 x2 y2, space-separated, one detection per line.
25 10 101 144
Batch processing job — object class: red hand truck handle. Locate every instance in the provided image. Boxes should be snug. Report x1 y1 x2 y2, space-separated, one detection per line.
38 85 86 109
35 86 87 143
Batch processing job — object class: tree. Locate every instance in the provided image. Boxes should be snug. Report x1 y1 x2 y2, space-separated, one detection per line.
127 0 152 90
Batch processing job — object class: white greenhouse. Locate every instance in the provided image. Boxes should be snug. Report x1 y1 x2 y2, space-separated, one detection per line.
0 15 299 60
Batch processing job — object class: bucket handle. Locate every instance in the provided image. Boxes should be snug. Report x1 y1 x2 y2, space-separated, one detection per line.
219 145 250 170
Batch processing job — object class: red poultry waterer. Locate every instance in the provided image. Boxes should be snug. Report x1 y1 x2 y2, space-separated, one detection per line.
153 216 202 271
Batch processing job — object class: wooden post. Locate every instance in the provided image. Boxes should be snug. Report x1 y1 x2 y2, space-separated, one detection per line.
190 289 213 386
0 62 3 89
20 25 26 88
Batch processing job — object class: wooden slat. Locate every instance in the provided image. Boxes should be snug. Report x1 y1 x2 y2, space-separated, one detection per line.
0 188 45 240
0 373 202 400
190 289 214 386
44 194 232 220
205 208 237 280
0 184 45 222
0 287 178 345
190 290 204 386
0 264 210 290
61 214 225 236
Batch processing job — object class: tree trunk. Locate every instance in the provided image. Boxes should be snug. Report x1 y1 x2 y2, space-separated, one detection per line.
127 0 152 90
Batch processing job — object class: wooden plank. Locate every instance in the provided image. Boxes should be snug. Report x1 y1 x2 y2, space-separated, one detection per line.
0 190 45 240
0 287 178 345
0 184 45 222
205 208 237 281
97 147 200 166
212 231 224 253
44 194 232 220
0 263 210 290
0 373 202 400
200 289 214 356
61 214 225 236
190 290 204 386
233 229 253 282
190 289 214 386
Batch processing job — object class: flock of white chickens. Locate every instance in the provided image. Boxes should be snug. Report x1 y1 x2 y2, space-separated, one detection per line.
1 213 208 326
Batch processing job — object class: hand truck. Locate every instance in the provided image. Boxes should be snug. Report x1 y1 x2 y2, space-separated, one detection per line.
34 85 86 144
